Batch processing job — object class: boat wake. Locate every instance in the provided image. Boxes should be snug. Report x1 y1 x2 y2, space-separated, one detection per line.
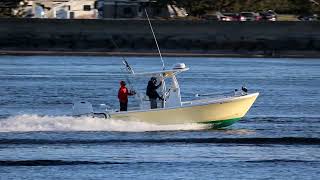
0 114 208 132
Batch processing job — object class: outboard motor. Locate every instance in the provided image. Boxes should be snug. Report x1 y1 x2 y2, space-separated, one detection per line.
72 101 93 116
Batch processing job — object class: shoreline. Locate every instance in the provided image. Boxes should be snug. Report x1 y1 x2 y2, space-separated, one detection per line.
0 50 320 58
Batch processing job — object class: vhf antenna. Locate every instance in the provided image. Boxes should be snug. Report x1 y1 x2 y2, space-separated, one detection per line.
145 8 165 70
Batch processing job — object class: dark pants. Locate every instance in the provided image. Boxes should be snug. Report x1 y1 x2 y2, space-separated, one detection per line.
120 102 128 111
150 98 157 109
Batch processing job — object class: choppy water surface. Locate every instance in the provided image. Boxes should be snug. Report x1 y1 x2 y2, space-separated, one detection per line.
0 56 319 179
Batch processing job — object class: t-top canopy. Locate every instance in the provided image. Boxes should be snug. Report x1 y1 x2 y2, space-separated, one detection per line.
132 63 189 78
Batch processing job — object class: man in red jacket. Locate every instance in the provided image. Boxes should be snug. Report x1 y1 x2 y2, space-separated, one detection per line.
118 81 135 111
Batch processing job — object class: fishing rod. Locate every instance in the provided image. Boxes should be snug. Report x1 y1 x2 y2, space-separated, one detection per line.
110 38 130 68
110 37 137 94
144 8 165 71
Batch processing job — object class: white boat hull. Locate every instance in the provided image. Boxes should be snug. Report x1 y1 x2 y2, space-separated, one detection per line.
109 93 259 128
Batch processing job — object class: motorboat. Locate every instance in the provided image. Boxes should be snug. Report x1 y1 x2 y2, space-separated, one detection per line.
73 62 259 128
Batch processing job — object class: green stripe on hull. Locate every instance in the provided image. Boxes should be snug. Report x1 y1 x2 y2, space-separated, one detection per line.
199 118 241 128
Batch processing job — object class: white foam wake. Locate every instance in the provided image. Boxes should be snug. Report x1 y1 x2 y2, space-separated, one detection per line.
0 114 208 132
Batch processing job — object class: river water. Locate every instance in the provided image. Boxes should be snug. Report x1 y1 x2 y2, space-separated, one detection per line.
0 56 319 179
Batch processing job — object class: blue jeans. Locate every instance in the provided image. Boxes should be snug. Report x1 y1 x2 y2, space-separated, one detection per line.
150 98 157 109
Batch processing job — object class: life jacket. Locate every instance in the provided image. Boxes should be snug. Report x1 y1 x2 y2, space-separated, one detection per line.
118 86 129 103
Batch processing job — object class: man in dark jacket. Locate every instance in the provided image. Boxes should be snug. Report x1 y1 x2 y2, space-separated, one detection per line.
146 77 163 109
118 81 135 111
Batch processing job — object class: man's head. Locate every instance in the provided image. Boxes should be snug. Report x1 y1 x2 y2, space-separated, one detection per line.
120 81 126 86
150 77 157 84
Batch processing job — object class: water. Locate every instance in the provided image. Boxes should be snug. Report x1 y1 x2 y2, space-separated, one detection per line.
0 56 319 179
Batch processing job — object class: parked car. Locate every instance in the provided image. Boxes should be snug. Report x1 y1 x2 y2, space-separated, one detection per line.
203 11 231 21
220 15 232 21
260 10 277 21
222 13 241 21
203 14 220 21
215 11 231 21
240 12 261 21
298 14 319 21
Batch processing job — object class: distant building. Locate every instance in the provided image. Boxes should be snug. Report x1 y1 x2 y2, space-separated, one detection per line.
103 0 187 19
29 0 99 19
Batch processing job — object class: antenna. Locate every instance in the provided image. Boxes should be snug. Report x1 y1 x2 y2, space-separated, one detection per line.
144 8 165 70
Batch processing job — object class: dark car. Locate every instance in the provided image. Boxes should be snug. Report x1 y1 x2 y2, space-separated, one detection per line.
240 12 261 21
298 14 319 21
260 10 277 21
203 14 220 21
